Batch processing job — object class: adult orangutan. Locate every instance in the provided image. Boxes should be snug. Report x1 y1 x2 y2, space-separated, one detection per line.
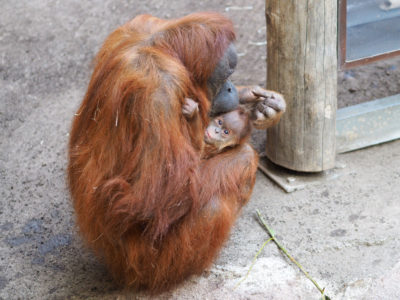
68 13 285 293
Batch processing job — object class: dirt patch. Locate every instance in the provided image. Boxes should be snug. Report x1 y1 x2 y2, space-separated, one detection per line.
338 56 400 107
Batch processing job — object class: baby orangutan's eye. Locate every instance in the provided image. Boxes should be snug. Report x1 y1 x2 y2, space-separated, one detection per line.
223 129 229 135
218 119 223 125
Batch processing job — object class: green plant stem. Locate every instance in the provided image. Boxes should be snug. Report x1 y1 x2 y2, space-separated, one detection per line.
256 209 327 298
234 237 274 289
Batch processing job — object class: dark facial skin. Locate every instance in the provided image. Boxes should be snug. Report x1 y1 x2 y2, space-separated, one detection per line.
208 43 238 115
204 110 248 150
210 80 239 116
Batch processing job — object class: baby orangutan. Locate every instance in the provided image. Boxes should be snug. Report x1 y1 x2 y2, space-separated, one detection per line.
202 108 251 157
181 80 285 157
182 81 285 152
182 82 252 158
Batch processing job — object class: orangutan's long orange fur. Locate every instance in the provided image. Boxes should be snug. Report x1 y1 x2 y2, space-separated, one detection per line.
68 13 258 293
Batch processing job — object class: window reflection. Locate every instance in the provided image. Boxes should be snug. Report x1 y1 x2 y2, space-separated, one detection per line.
346 0 400 61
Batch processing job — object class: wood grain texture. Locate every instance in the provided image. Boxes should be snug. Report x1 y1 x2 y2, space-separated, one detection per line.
265 0 337 172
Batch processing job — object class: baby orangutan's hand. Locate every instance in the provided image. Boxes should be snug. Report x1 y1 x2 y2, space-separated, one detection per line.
182 98 199 119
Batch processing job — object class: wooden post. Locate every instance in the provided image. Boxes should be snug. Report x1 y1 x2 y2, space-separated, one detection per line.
265 1 337 172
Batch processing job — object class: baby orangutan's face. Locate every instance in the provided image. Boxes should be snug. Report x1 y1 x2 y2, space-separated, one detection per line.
204 110 245 150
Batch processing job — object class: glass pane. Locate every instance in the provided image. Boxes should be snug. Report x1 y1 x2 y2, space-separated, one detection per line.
346 0 400 61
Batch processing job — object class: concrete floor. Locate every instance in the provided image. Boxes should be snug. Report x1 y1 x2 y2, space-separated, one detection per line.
1 1 400 299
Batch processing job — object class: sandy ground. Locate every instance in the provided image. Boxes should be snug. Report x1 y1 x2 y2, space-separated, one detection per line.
1 1 400 299
338 56 400 108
